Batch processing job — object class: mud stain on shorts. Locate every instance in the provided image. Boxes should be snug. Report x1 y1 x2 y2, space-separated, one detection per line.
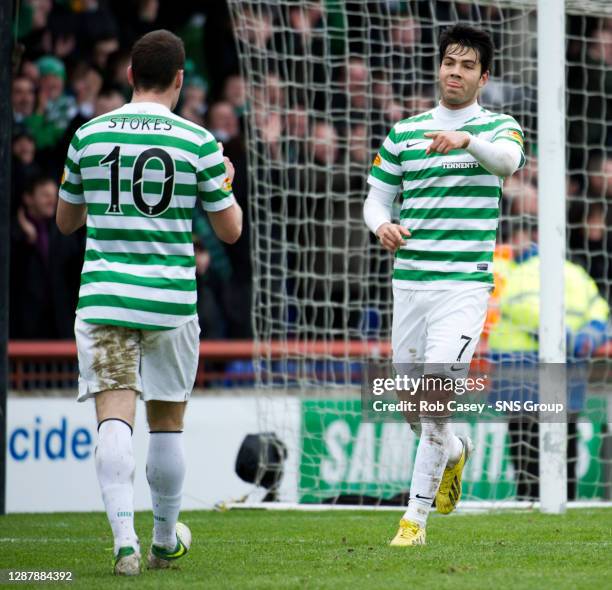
91 325 141 392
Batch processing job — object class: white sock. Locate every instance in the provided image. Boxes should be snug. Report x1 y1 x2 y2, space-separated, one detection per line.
95 419 138 554
447 432 464 468
403 420 450 528
147 432 186 549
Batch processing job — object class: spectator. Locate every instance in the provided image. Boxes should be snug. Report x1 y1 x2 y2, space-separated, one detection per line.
347 123 370 193
19 59 41 85
105 49 132 99
504 178 538 217
94 86 126 116
390 15 429 96
372 74 404 127
12 76 36 124
234 5 274 51
179 75 207 126
282 1 325 91
345 58 368 114
25 56 76 152
587 151 612 199
207 101 240 144
18 0 54 60
92 34 121 71
569 156 612 299
193 210 234 339
567 26 612 169
9 177 84 339
222 74 247 118
11 129 40 218
70 61 104 120
285 103 309 164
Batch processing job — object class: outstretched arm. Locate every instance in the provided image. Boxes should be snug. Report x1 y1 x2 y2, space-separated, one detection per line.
424 131 522 177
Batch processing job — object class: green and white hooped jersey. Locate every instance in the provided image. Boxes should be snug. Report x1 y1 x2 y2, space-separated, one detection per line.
59 101 235 330
368 103 525 290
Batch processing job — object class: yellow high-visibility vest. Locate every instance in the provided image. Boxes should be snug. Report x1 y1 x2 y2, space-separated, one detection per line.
488 256 609 352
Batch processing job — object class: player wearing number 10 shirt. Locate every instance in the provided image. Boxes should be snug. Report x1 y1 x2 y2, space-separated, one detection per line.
57 30 242 575
364 25 525 546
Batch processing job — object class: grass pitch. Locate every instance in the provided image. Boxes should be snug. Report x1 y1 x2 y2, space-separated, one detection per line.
0 509 610 589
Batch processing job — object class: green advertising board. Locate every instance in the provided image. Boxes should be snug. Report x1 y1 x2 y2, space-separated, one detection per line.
299 398 608 503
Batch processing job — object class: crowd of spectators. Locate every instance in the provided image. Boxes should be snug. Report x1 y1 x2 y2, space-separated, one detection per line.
10 0 250 340
9 0 612 341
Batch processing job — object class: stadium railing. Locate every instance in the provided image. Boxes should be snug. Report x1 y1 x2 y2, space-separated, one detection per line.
8 339 612 391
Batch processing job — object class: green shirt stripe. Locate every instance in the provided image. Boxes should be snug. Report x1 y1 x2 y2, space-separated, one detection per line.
370 166 401 186
400 207 498 220
84 249 195 268
407 229 497 241
81 270 196 291
402 185 501 199
396 249 493 263
392 269 494 283
403 164 490 181
87 227 193 244
83 317 172 331
77 294 196 316
61 180 83 195
79 131 200 155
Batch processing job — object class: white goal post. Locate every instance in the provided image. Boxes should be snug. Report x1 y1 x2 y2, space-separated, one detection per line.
537 0 567 515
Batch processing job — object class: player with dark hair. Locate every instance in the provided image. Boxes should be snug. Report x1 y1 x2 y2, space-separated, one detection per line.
57 29 243 574
364 24 525 546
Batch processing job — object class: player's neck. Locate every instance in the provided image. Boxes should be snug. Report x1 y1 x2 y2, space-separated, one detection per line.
436 99 480 119
131 92 174 111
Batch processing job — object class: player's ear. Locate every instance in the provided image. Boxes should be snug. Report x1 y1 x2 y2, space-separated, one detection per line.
479 70 489 88
127 65 134 88
176 69 184 90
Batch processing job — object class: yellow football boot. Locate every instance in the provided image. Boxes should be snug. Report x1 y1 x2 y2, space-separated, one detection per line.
436 436 473 514
389 519 426 546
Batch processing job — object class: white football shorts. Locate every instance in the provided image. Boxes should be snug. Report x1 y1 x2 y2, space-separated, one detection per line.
75 316 200 402
392 285 490 379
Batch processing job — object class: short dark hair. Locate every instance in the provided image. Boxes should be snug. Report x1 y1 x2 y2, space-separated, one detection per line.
131 30 185 91
26 176 56 195
439 25 494 75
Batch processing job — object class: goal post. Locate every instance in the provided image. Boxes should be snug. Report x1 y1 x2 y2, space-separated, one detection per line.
537 0 567 514
228 0 612 509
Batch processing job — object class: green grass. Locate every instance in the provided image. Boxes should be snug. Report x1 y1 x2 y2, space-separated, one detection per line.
0 509 610 589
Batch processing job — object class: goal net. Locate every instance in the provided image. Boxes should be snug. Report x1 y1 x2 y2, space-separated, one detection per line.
227 0 612 506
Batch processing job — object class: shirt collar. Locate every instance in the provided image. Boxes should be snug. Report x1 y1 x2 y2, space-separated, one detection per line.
123 101 173 115
433 100 482 122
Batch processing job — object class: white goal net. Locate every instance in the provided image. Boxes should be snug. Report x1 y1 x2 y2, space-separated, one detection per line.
227 0 612 506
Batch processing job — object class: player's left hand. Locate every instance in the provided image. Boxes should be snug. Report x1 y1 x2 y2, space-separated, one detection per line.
424 131 471 155
218 142 236 184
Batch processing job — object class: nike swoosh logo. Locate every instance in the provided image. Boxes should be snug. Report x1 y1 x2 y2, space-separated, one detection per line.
450 365 464 372
406 140 428 149
415 494 433 500
167 545 186 558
